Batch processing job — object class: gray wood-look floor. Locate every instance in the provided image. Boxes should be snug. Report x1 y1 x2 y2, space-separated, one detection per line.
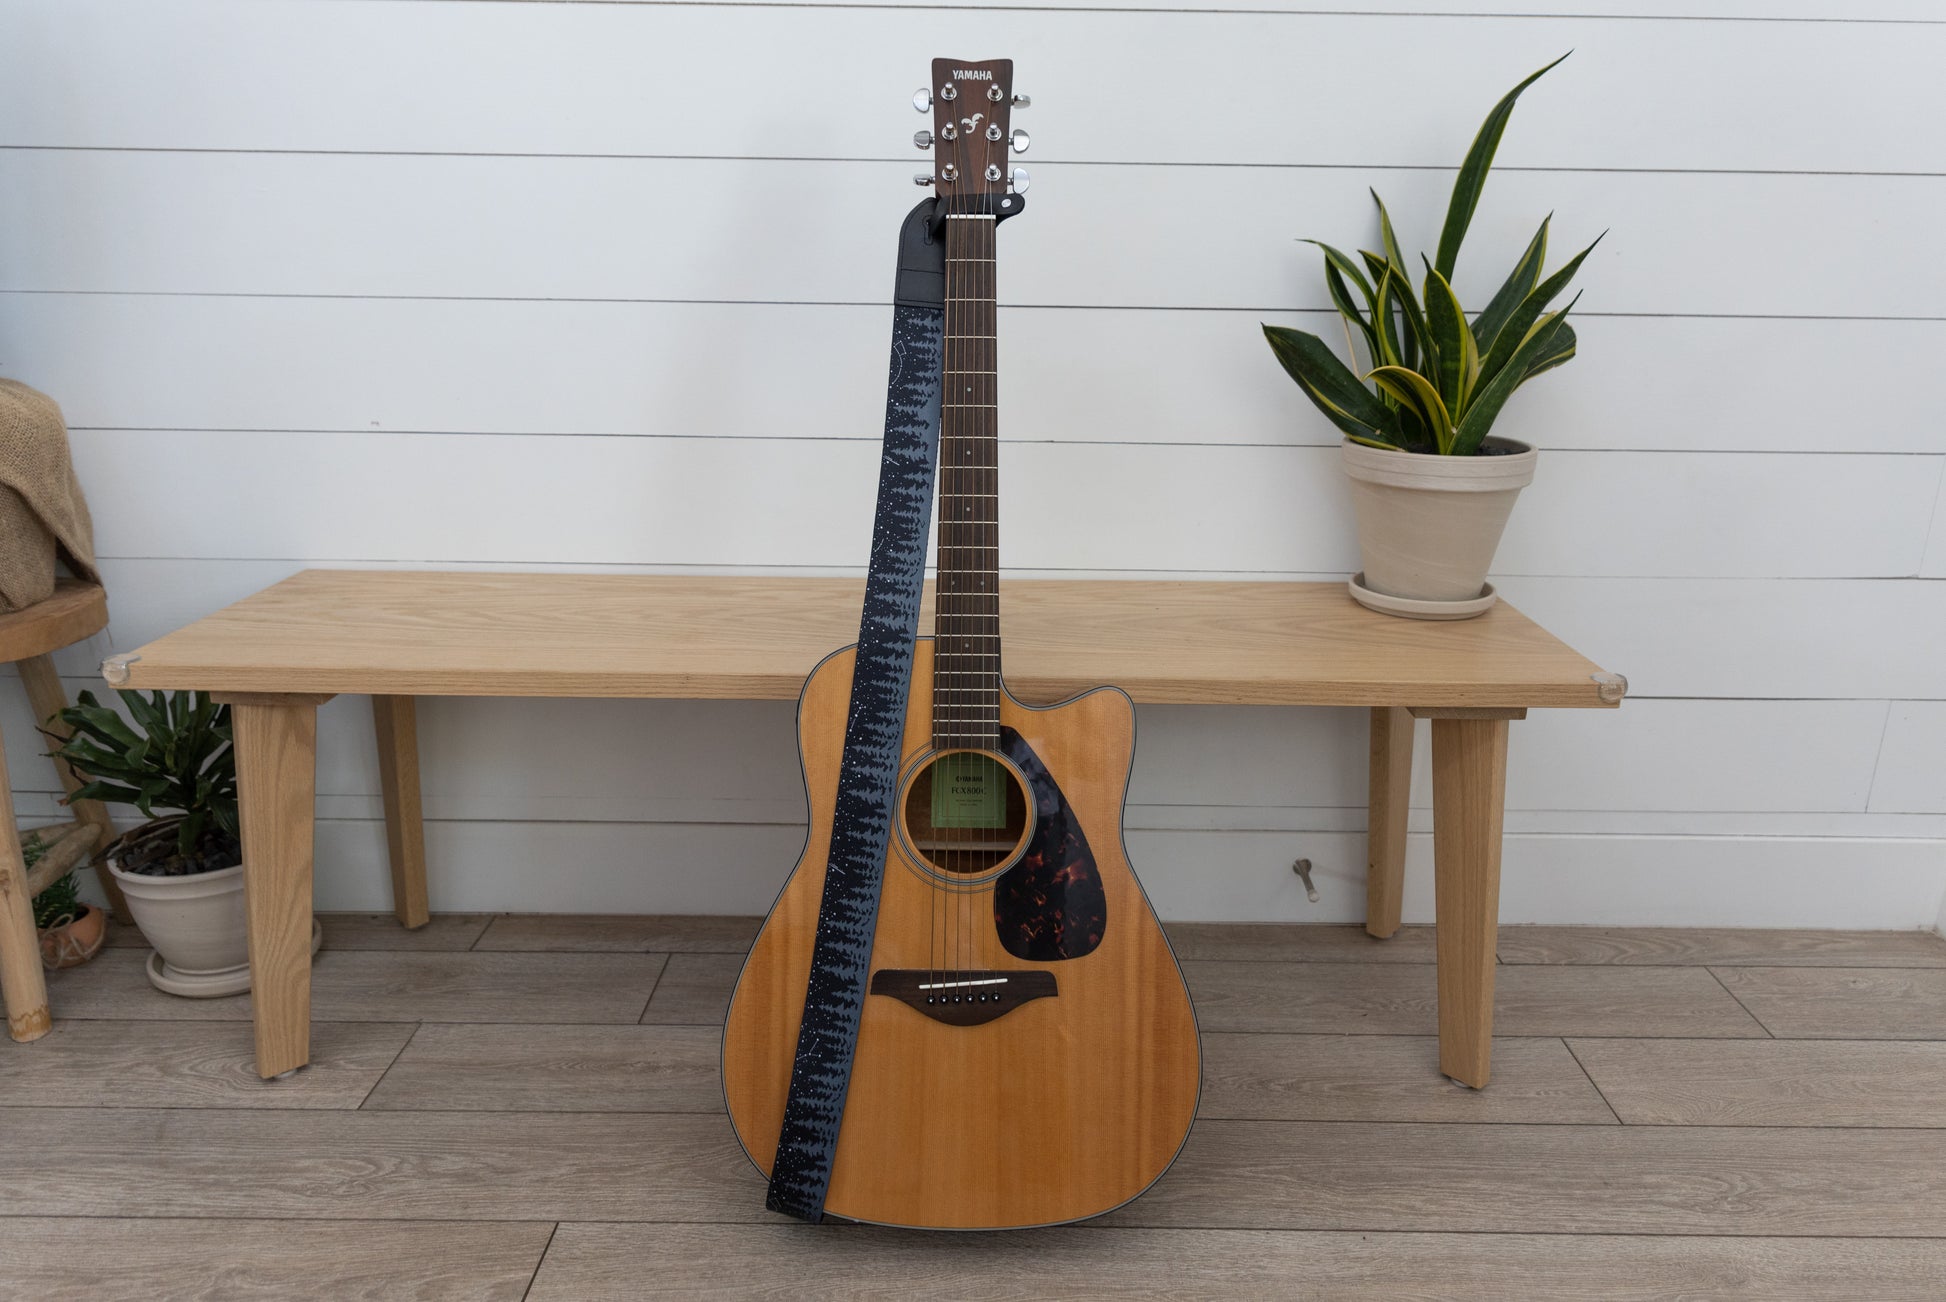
6 916 1946 1300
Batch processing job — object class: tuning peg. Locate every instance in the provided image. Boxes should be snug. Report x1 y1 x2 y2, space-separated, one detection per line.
1008 167 1030 194
913 88 932 113
913 130 933 150
913 173 934 187
1010 129 1030 154
1012 93 1031 109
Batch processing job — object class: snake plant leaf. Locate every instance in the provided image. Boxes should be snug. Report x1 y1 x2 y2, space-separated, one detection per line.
1449 296 1578 455
1369 266 1403 369
1302 239 1376 306
1522 319 1578 380
1322 261 1377 363
1434 52 1570 280
1476 233 1603 388
1420 261 1476 415
1471 215 1550 352
1262 324 1401 444
1368 365 1455 454
1370 190 1411 282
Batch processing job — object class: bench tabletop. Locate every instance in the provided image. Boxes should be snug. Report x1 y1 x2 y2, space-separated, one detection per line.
107 569 1618 708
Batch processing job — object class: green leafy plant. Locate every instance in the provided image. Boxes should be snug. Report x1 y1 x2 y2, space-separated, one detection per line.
47 690 240 877
1263 54 1600 456
23 833 83 930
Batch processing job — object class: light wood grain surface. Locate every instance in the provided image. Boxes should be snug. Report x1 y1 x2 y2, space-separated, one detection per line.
0 1218 553 1302
6 914 1945 1298
112 570 1617 708
1569 1039 1946 1128
1498 926 1946 968
524 1224 1946 1302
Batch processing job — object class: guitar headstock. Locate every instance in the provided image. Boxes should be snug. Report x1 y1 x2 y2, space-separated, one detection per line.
913 57 1030 209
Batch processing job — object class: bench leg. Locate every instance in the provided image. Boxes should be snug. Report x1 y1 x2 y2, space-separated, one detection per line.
0 736 52 1042
1365 706 1413 940
230 698 320 1078
1429 715 1510 1089
372 696 430 930
18 654 131 923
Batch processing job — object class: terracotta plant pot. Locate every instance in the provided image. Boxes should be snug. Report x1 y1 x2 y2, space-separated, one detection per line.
1341 435 1537 619
38 902 107 971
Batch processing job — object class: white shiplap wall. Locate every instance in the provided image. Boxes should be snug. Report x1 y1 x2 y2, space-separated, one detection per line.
3 0 1943 929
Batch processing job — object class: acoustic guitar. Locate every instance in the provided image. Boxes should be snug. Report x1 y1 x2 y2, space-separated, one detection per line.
721 57 1200 1230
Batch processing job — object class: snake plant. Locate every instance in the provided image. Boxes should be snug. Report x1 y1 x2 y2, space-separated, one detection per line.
1263 55 1599 456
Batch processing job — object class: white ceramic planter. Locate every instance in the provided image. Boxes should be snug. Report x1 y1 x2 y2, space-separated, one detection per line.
1341 436 1537 618
108 856 252 996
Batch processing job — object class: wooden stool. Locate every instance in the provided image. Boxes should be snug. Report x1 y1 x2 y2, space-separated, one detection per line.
0 579 122 1042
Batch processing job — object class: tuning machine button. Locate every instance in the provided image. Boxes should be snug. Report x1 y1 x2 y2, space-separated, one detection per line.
1010 129 1030 154
1012 93 1031 109
913 173 934 187
913 88 932 113
1008 167 1030 194
913 130 933 150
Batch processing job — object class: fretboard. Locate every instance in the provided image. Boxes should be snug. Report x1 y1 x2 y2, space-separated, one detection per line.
933 210 1000 751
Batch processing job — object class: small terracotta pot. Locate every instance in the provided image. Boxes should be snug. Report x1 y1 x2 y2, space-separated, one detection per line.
39 903 108 971
1341 436 1537 618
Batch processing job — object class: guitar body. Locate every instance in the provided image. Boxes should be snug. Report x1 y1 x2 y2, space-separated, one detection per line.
722 639 1201 1229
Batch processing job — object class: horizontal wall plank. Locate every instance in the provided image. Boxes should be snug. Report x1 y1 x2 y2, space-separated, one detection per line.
0 1218 553 1302
5 3 1939 174
11 297 1943 454
1871 702 1946 813
526 1222 1946 1302
64 431 1940 579
3 151 1936 317
1569 1038 1946 1127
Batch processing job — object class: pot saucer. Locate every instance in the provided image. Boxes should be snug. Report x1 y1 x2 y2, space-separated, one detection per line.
1348 573 1498 621
145 920 325 998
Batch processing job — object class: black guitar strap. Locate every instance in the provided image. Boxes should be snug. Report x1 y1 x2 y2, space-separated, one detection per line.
764 193 1025 1222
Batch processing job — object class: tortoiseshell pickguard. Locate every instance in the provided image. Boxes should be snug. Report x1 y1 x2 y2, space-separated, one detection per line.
992 726 1108 962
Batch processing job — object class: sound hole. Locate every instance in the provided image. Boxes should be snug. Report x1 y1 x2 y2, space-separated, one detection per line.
901 749 1032 877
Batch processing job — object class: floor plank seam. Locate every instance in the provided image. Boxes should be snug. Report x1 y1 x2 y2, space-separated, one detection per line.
1705 964 1778 1037
521 1222 560 1302
356 1021 424 1110
1559 1037 1627 1126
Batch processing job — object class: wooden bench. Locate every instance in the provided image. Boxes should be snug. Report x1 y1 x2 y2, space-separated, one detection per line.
106 570 1622 1085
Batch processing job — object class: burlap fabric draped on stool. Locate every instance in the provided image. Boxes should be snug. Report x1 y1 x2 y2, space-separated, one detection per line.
0 379 99 613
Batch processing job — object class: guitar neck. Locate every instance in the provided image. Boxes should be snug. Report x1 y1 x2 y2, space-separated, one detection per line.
933 208 1001 751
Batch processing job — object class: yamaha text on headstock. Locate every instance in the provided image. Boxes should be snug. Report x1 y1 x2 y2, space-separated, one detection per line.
722 58 1199 1230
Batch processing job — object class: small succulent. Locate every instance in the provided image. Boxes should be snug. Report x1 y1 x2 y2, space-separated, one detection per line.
49 689 239 875
1263 54 1600 455
24 833 82 930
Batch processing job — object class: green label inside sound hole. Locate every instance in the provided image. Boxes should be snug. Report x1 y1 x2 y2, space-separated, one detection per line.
931 754 1006 829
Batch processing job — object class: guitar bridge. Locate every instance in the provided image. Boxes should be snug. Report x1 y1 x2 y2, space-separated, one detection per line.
869 969 1057 1026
